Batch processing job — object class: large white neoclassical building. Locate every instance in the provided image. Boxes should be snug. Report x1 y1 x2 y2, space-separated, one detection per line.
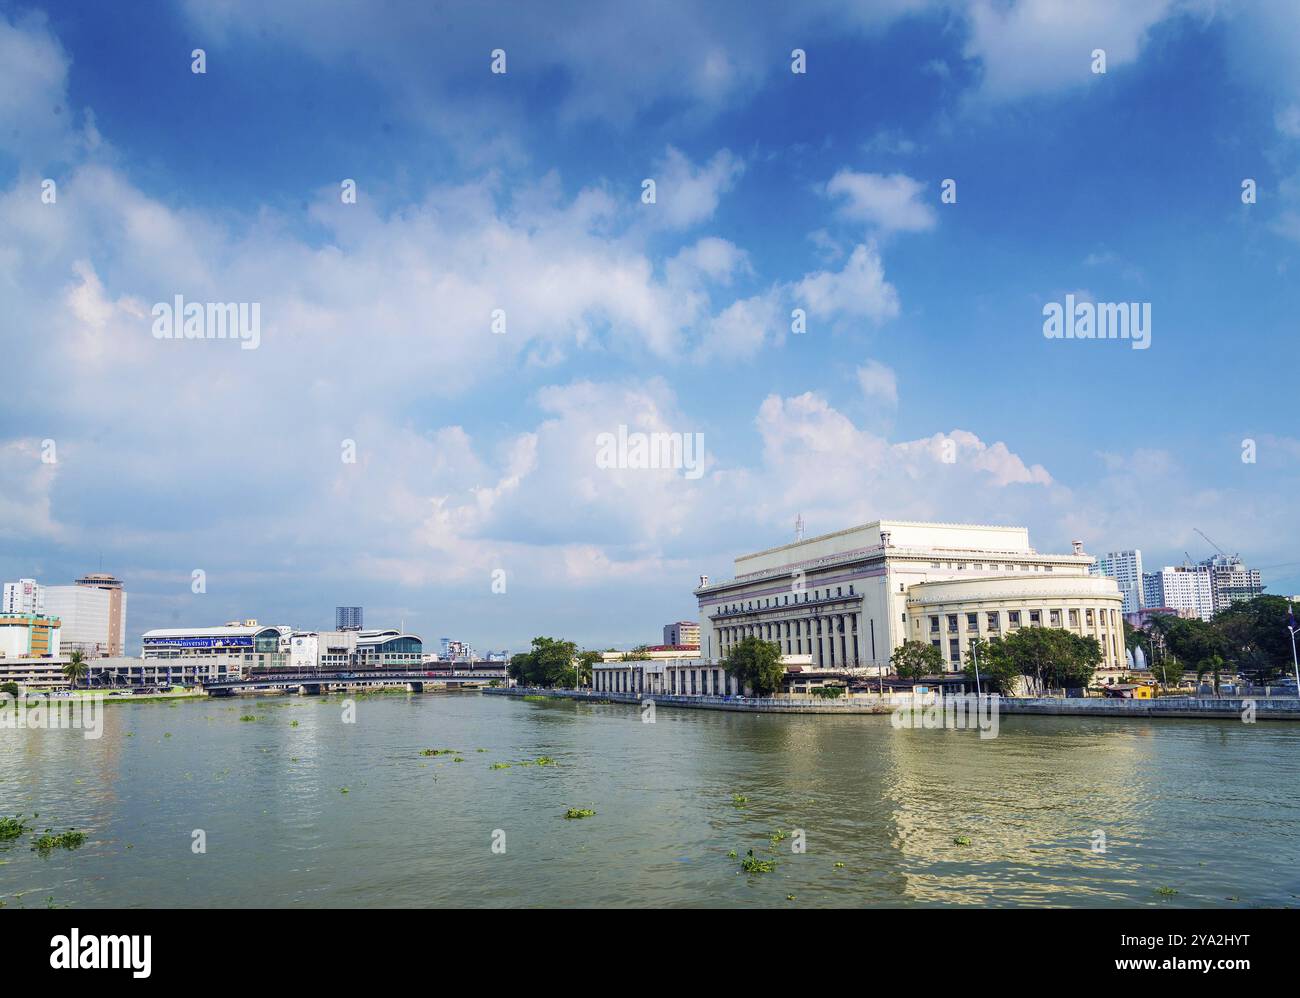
590 520 1126 697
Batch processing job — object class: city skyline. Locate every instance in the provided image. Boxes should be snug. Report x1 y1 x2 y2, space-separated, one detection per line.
3 2 1300 653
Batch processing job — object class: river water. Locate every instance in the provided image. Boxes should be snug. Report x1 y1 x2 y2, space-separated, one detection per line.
2 691 1297 908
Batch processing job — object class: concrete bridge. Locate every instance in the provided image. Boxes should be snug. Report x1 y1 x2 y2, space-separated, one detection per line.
202 668 505 696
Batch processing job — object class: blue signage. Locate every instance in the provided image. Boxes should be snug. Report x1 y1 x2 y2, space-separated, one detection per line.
143 635 254 649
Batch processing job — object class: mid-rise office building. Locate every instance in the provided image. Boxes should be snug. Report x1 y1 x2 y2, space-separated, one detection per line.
2 579 44 615
663 621 701 646
1088 549 1144 614
1142 566 1215 622
335 606 363 631
0 613 62 659
43 574 128 657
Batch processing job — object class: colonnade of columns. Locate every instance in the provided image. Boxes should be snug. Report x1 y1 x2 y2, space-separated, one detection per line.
714 613 862 669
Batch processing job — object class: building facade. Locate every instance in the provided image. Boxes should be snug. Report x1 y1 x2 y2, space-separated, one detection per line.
0 613 62 659
695 520 1126 677
2 579 44 615
1088 549 1144 614
662 621 701 646
1200 554 1264 614
43 574 128 657
355 629 423 668
335 606 363 631
141 621 291 675
289 630 360 670
1142 566 1215 621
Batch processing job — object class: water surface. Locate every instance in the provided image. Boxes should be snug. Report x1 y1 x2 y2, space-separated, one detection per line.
2 691 1297 907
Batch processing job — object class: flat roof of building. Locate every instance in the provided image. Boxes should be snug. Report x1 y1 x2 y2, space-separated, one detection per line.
143 625 284 639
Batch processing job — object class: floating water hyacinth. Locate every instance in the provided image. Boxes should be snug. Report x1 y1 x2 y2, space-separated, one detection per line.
564 808 595 819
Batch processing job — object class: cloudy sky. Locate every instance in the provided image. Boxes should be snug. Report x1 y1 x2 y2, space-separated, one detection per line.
2 0 1299 654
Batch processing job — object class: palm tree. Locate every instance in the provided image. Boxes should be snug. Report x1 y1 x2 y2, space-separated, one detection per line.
62 649 88 690
1196 654 1225 697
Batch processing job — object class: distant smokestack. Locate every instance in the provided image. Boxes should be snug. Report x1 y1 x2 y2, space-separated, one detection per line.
1071 540 1084 556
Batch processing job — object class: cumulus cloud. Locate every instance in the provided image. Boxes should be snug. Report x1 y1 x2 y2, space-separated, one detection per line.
825 170 936 233
794 243 900 323
963 0 1177 102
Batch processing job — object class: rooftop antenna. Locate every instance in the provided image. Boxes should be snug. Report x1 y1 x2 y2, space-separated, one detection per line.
795 513 804 542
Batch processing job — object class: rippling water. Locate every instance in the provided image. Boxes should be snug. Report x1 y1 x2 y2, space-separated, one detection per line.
2 691 1298 908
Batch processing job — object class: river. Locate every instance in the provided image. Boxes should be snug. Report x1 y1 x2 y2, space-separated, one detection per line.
2 690 1297 907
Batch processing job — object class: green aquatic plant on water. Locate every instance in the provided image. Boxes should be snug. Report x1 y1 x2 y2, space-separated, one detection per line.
769 830 788 845
564 808 596 819
490 762 511 770
535 756 556 766
0 816 32 841
239 715 256 722
731 794 748 807
953 836 972 846
740 850 775 874
1155 886 1179 896
32 829 86 854
420 748 458 756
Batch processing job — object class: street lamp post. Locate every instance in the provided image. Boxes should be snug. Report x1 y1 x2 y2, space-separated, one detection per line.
1287 604 1300 699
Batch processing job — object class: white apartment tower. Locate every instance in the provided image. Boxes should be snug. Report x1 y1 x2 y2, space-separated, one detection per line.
1142 566 1215 622
1088 550 1144 614
2 579 44 615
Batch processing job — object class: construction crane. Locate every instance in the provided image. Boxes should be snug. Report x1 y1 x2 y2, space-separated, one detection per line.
1194 528 1228 557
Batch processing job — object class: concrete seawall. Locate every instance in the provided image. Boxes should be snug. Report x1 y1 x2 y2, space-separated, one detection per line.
484 686 1300 720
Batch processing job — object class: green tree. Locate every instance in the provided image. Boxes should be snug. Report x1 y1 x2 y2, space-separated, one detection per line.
62 649 88 690
1213 596 1295 683
1 681 19 699
507 637 579 688
992 627 1101 693
890 640 943 681
723 636 785 697
1196 654 1227 696
961 637 1020 695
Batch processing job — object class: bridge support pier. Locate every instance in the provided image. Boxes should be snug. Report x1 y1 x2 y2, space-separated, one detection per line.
406 681 424 693
298 684 323 695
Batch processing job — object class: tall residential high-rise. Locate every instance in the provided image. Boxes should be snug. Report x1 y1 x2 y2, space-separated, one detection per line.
1088 550 1144 614
1142 566 1215 622
2 579 44 615
1198 553 1264 614
43 573 128 657
335 606 363 631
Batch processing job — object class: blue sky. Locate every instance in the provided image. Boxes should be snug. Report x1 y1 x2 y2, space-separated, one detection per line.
2 0 1299 653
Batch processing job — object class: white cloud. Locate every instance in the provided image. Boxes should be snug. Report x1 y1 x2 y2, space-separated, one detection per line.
825 170 936 233
963 0 1177 102
647 147 744 231
794 243 901 323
